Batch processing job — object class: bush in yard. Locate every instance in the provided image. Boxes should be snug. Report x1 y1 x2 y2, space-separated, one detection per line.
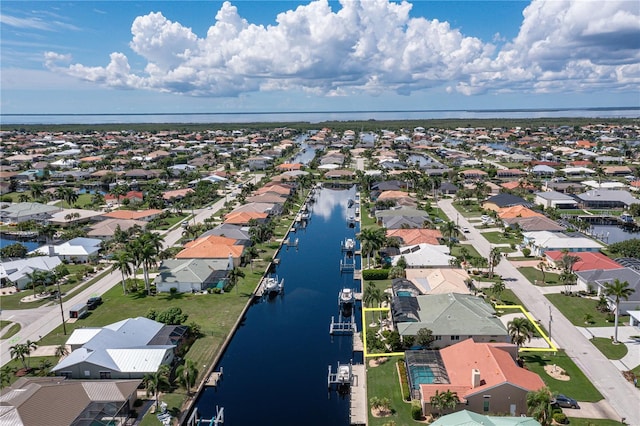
362 269 389 280
521 247 531 257
155 307 188 325
397 360 411 401
411 399 423 420
553 412 568 424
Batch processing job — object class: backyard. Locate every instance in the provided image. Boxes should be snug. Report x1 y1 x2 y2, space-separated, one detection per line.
367 355 415 426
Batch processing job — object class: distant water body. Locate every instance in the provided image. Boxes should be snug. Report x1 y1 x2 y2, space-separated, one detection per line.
1 107 638 125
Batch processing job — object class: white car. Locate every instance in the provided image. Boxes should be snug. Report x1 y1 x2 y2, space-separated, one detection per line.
462 227 470 233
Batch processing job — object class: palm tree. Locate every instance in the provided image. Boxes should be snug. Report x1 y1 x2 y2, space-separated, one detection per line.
430 389 460 417
527 387 554 426
112 251 134 295
9 340 37 371
440 221 460 250
29 182 45 201
142 365 171 410
490 280 505 301
488 247 501 279
363 282 382 308
0 365 15 388
176 359 198 395
357 227 387 269
603 279 635 343
54 344 69 359
227 266 245 293
537 261 546 285
507 317 534 353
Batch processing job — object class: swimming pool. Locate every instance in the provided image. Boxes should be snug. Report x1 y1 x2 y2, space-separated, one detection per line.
409 365 436 389
396 290 413 297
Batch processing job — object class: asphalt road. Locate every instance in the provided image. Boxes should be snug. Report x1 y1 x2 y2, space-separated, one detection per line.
438 198 640 425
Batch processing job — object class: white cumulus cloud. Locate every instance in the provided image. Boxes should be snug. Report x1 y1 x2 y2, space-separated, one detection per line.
44 0 640 98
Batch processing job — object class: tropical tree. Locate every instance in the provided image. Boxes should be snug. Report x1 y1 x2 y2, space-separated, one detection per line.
490 280 506 300
112 251 134 295
142 365 172 410
526 387 554 426
357 227 387 268
559 271 577 294
55 344 69 358
227 266 245 293
176 359 199 395
507 317 534 353
603 279 635 343
363 282 382 308
9 340 37 371
440 221 460 250
55 186 79 208
488 247 502 278
416 328 435 349
430 389 460 417
0 365 15 388
537 261 547 285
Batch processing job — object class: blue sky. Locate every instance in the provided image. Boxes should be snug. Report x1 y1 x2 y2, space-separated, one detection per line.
1 0 638 115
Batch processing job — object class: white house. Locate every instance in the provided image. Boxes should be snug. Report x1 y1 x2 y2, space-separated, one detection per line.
392 244 455 268
522 231 603 256
0 256 62 290
29 237 102 263
533 191 578 209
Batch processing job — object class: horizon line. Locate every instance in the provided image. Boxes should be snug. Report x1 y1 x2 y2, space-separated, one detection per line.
2 106 639 117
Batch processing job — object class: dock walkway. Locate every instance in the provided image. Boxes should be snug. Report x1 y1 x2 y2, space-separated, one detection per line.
350 364 367 425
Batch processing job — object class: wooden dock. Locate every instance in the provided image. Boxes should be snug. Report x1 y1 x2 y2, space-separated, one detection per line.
353 332 363 352
350 364 367 425
205 369 223 387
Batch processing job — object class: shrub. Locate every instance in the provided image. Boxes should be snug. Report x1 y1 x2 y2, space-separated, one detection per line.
397 360 411 401
169 287 178 295
521 247 531 257
362 269 390 280
411 399 423 420
553 412 568 424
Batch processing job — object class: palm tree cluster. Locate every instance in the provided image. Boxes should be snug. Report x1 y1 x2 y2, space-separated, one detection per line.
357 227 388 269
9 340 38 372
111 229 165 295
55 186 79 208
429 389 460 417
507 317 535 353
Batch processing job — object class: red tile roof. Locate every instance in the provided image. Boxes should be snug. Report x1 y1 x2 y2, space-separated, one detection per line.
544 251 623 272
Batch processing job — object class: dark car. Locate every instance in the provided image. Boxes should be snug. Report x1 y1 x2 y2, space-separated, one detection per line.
87 296 103 310
552 394 579 409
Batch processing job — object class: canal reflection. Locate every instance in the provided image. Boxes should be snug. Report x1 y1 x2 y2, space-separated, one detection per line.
193 185 361 425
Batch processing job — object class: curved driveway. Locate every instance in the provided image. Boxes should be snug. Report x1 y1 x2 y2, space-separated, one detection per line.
438 198 640 425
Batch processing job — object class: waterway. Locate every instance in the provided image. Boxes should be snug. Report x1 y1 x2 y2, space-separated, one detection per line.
589 224 640 245
193 185 361 425
0 236 40 252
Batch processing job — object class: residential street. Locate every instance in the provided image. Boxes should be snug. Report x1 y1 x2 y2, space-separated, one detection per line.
438 198 640 425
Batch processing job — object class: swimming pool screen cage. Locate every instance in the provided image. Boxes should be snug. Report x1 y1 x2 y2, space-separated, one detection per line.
614 257 640 270
404 350 450 398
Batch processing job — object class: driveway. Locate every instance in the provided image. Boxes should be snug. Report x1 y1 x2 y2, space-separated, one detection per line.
438 198 640 425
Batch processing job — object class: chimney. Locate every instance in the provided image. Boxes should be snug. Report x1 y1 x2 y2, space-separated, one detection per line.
471 369 481 388
49 245 56 257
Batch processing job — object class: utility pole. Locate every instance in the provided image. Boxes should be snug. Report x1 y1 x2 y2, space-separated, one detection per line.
548 305 552 343
56 280 66 335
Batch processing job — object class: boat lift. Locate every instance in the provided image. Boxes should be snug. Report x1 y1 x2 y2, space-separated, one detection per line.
340 253 355 273
186 406 224 426
328 361 354 389
329 313 356 335
283 237 299 249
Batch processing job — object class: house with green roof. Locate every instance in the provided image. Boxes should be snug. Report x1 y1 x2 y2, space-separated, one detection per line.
431 409 540 426
391 293 509 348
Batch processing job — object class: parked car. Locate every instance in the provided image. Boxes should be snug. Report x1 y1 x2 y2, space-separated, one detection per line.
87 296 103 310
552 394 579 409
462 226 470 233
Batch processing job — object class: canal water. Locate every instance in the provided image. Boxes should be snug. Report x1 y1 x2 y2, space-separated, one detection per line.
589 224 640 245
193 185 361 425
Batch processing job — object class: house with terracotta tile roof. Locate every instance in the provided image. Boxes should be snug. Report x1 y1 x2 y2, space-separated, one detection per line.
497 205 543 220
276 163 303 171
460 169 488 180
254 184 293 196
223 211 269 226
101 209 163 221
403 268 471 295
499 181 536 192
414 339 545 416
544 251 622 272
105 190 143 204
386 229 443 246
175 235 245 267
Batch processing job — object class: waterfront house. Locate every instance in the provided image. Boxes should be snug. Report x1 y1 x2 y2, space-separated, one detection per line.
386 229 443 246
430 410 540 426
521 231 604 256
154 258 231 293
52 317 180 379
223 211 269 226
200 224 252 246
48 208 103 227
87 218 147 239
544 251 622 272
497 205 543 220
0 377 140 426
533 191 578 209
375 207 430 229
175 235 245 267
403 268 472 295
105 190 144 205
391 244 455 268
29 237 102 263
575 189 639 209
0 256 62 290
392 293 509 347
503 215 566 232
101 209 163 222
574 267 640 313
414 339 544 416
0 202 62 224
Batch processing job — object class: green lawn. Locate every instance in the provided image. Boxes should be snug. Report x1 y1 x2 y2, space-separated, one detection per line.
590 337 628 360
546 294 628 327
567 418 625 426
452 201 484 218
521 351 603 402
451 244 482 259
1 323 21 340
484 288 525 307
481 231 520 245
518 266 562 286
367 356 416 426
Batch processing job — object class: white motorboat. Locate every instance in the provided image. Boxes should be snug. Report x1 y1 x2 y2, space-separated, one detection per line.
263 276 284 295
337 364 352 384
339 288 354 305
342 238 355 251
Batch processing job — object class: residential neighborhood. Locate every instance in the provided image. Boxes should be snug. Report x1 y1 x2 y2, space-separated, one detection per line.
1 119 639 426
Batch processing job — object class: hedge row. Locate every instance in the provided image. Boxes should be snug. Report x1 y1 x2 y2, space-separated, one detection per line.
363 269 390 280
397 359 411 401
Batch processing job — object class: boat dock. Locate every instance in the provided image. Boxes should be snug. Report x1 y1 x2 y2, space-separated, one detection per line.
350 364 367 425
204 368 223 387
353 332 363 352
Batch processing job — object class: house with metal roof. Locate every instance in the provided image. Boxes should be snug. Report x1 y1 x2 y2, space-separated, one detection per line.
522 231 604 256
154 258 230 293
391 244 455 269
574 267 640 314
0 256 62 290
575 189 639 209
430 410 540 426
52 317 182 379
29 237 102 263
0 377 140 426
481 194 532 212
392 293 509 348
533 191 578 209
0 202 62 224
